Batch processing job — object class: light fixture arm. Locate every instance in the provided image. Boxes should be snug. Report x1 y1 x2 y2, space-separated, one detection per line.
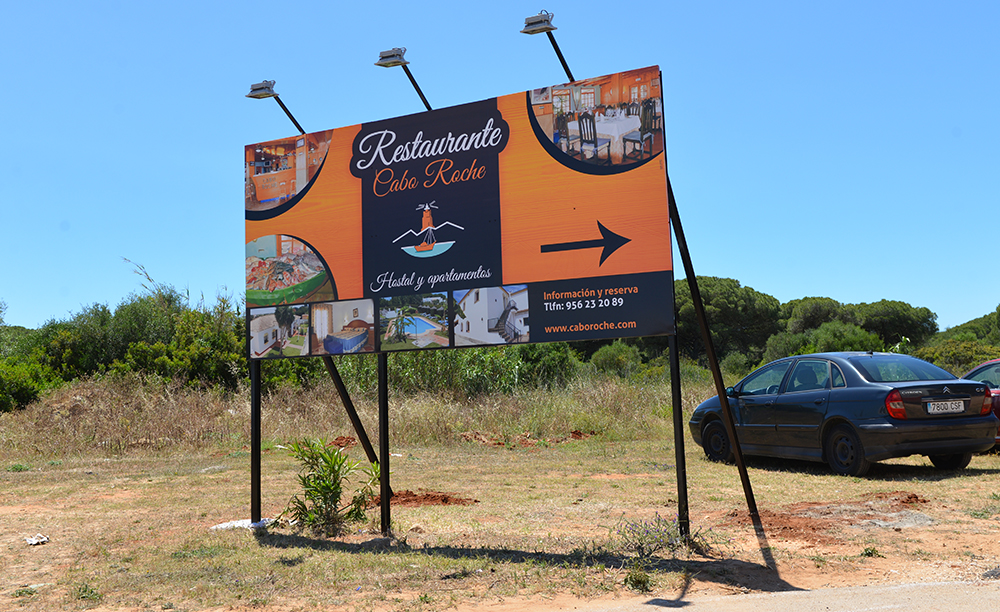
401 64 432 112
273 96 306 135
546 31 575 83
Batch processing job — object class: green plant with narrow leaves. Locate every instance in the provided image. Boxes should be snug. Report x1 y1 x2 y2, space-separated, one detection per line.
281 439 378 536
72 583 102 601
614 513 687 560
624 563 652 592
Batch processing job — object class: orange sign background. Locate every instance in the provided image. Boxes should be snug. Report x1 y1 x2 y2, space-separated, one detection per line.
246 68 671 302
496 92 671 285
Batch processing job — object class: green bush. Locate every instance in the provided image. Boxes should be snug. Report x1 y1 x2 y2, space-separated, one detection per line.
113 298 245 390
802 321 883 354
0 358 59 412
913 339 1000 376
281 439 377 536
330 347 530 399
719 351 752 381
453 347 522 396
590 341 642 378
514 342 580 388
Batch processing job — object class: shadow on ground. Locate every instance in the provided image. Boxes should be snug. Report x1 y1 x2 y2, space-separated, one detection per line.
738 455 1000 482
254 529 802 601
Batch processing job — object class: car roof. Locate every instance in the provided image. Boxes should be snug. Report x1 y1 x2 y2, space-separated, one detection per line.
774 351 911 362
963 358 1000 375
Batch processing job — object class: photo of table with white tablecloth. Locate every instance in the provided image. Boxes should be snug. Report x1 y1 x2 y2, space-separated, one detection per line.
567 115 641 161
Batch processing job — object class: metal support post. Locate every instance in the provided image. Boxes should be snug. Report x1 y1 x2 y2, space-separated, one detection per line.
668 334 690 537
401 65 432 112
250 359 262 523
667 177 762 530
378 352 391 535
322 356 379 466
273 96 306 135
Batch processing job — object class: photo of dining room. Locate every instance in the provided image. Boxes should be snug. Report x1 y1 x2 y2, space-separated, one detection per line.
245 129 332 212
530 66 663 166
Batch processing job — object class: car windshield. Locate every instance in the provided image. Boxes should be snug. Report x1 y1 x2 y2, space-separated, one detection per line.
848 354 955 383
967 363 1000 388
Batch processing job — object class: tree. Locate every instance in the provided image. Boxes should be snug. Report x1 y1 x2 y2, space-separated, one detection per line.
803 321 883 354
934 304 1000 346
760 331 810 364
759 321 883 365
674 277 781 365
993 304 1000 345
391 304 417 344
781 297 852 334
847 300 937 346
274 305 295 356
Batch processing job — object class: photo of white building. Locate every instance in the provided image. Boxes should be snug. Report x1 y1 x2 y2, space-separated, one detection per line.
453 285 529 346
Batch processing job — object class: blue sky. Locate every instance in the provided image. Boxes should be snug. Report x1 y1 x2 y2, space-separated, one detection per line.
3 1 997 331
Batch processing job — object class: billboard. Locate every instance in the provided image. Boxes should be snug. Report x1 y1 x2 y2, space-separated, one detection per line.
246 66 673 359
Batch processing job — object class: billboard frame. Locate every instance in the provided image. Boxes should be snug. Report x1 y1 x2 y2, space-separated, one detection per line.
244 68 762 543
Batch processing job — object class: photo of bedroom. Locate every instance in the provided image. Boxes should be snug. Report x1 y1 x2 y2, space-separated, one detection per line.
378 293 450 351
310 299 375 356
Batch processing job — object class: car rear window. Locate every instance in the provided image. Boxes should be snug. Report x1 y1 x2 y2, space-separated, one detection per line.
848 355 955 382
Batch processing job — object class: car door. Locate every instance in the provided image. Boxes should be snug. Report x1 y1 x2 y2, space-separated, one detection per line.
734 360 792 448
771 358 832 456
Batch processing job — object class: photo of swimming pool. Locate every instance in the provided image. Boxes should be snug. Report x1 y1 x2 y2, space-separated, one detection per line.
400 316 438 335
378 294 451 351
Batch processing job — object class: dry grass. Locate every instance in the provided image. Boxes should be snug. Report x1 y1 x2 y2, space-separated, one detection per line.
0 371 699 458
3 373 1000 610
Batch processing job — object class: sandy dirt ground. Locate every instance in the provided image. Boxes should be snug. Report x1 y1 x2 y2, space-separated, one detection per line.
4 446 1000 611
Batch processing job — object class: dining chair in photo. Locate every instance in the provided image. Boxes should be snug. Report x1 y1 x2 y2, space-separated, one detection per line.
555 113 580 157
623 99 656 161
578 112 611 165
628 102 640 116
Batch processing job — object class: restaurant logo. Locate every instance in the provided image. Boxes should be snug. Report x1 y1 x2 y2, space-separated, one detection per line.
351 99 508 298
393 201 465 258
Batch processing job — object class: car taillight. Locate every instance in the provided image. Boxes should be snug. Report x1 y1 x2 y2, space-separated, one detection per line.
886 390 906 419
982 388 993 416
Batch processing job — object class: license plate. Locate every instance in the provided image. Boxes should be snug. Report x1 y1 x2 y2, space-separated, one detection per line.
927 400 964 414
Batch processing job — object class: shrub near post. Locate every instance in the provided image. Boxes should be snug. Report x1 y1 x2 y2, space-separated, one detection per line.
281 439 377 536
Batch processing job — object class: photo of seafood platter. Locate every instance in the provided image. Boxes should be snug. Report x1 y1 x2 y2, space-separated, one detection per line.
245 235 334 307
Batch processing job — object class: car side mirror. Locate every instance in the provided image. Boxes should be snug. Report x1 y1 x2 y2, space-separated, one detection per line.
726 386 738 398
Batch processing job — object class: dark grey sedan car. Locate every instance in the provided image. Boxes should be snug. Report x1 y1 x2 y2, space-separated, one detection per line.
689 352 998 476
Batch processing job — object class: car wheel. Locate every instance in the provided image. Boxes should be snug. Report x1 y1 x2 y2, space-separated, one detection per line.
825 425 871 477
927 452 972 470
702 420 734 463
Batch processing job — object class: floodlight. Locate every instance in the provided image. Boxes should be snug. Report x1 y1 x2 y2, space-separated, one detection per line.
519 10 574 82
373 47 431 111
245 79 305 135
521 10 556 35
375 48 409 68
246 80 277 99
